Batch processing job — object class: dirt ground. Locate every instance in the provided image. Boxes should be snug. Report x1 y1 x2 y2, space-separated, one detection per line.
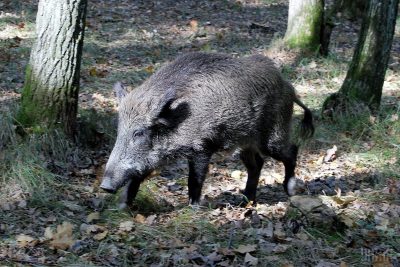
1 0 400 266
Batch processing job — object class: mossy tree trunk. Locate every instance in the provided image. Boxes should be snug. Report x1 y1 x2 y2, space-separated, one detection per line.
323 0 399 115
285 0 324 53
18 0 87 137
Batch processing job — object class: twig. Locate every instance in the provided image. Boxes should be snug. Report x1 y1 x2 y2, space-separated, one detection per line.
227 227 235 249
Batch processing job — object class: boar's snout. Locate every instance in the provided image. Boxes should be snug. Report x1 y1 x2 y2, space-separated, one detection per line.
100 176 117 193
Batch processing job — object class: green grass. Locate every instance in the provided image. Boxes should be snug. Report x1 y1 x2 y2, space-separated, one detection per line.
1 108 87 214
127 180 172 213
163 207 219 240
1 0 399 265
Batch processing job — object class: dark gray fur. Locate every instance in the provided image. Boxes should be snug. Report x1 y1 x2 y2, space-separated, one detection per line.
101 52 314 206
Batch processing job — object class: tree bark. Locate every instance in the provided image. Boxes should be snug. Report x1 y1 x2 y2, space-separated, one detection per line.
323 0 399 115
285 0 325 53
320 0 367 56
339 0 367 19
18 0 87 137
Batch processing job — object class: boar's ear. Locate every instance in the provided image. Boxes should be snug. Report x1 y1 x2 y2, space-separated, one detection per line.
154 89 189 128
114 82 127 103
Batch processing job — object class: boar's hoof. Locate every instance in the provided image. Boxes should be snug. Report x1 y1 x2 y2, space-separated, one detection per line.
100 178 116 193
188 200 206 210
286 177 305 196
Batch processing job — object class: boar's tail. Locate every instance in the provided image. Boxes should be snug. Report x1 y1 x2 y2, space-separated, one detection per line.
294 98 314 139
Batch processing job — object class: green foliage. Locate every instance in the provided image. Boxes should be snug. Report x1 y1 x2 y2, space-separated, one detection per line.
163 207 219 244
0 107 74 208
132 180 168 213
315 101 400 182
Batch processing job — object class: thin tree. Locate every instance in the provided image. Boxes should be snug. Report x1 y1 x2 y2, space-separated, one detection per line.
285 0 325 53
18 0 88 137
323 0 399 115
320 0 367 56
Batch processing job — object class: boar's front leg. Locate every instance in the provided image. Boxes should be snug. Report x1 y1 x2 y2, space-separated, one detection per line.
240 148 264 202
188 153 212 205
119 179 142 209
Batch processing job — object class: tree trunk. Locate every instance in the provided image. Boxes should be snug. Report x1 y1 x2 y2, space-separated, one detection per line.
320 0 367 57
323 0 399 115
339 0 367 19
18 0 87 137
285 0 324 53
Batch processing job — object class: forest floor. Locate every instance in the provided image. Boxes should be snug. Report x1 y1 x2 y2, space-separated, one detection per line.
1 0 400 266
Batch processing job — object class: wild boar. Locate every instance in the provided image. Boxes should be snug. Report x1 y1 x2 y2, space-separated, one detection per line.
100 52 314 207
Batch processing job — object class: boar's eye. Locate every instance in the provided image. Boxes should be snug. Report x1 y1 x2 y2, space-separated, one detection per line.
133 129 145 137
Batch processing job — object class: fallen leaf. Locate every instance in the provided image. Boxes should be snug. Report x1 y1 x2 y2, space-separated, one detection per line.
49 221 75 250
309 61 317 69
244 253 258 266
234 244 257 254
146 214 157 225
272 173 284 183
315 155 324 165
86 224 106 234
87 212 100 223
44 227 54 240
183 244 198 253
290 196 323 213
134 214 146 224
89 67 98 76
324 145 337 162
338 212 357 228
119 220 134 232
390 114 398 122
273 222 287 242
273 244 289 253
16 234 38 248
332 195 356 206
189 19 198 31
207 251 223 262
257 221 273 238
231 170 242 179
93 230 108 241
372 254 393 267
218 260 231 267
295 232 309 241
145 65 154 74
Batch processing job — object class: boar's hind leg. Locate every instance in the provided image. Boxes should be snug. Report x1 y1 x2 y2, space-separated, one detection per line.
240 148 264 202
266 144 298 195
188 153 212 205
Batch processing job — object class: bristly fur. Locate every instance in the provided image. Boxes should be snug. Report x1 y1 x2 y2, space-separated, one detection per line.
102 52 314 205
